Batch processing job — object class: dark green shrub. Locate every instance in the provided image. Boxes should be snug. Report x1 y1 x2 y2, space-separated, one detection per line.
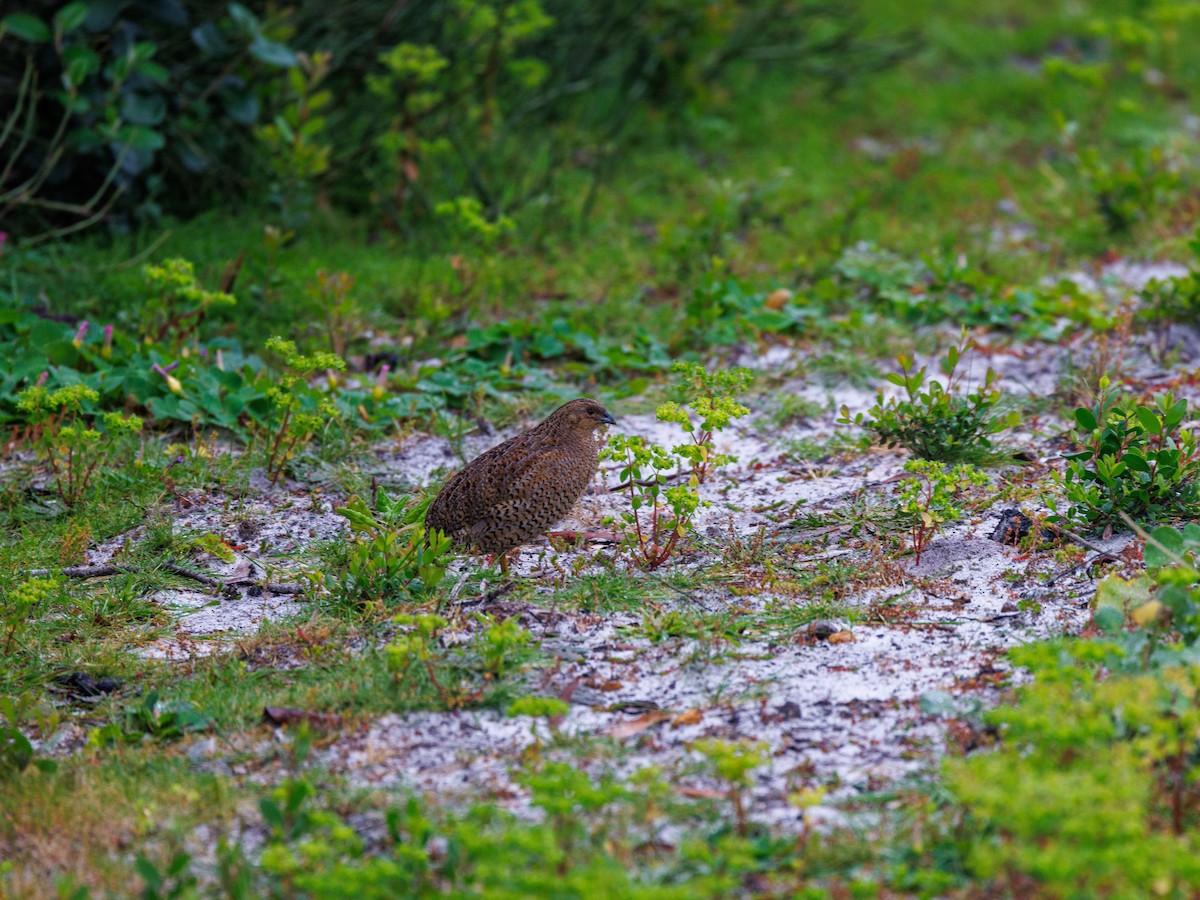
839 334 1017 464
330 492 452 608
1 2 300 239
2 1 911 242
1048 380 1200 531
1138 226 1200 332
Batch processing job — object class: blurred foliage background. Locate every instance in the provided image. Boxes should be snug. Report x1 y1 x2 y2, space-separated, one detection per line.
0 0 911 242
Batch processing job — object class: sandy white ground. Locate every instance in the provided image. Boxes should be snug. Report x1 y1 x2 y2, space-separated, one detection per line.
48 258 1192 829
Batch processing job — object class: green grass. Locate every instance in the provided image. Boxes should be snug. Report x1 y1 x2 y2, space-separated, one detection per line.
8 3 1198 358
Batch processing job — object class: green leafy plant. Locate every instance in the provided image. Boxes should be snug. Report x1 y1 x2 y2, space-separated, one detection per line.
307 269 362 358
434 196 516 246
506 695 569 719
1048 379 1200 531
603 433 704 570
333 492 452 607
0 693 59 779
941 509 1200 895
478 617 532 679
839 333 1017 463
945 636 1200 895
1143 523 1200 647
603 362 749 569
1092 521 1200 663
142 258 236 347
1069 142 1182 236
0 3 300 239
657 361 752 484
1042 7 1188 236
693 738 768 836
261 337 346 484
2 577 56 655
682 272 821 348
386 613 470 708
255 51 333 228
15 384 142 507
1138 226 1200 338
134 852 198 900
895 459 989 564
385 612 535 710
88 691 212 747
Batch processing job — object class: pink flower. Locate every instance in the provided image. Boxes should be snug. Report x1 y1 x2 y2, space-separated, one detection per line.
374 364 390 400
101 325 114 360
152 362 183 395
73 320 90 349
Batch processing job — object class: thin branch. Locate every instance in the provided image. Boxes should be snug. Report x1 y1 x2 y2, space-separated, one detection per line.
263 583 306 595
27 563 304 595
0 58 35 153
28 565 134 578
164 562 223 589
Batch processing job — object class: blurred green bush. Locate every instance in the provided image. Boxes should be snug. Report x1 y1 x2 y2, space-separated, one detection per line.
0 0 911 243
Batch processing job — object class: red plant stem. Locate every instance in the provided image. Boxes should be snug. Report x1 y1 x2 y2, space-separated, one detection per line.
423 659 453 708
731 788 746 837
65 445 75 503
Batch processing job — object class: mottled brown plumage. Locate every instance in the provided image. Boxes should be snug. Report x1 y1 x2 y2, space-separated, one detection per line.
426 399 616 566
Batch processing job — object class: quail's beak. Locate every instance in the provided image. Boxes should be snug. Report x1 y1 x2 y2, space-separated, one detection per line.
599 410 617 426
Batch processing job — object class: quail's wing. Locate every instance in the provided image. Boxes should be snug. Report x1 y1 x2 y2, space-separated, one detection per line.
467 446 585 526
426 433 550 534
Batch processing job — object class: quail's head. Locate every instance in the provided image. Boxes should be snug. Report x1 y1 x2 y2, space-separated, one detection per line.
551 398 617 435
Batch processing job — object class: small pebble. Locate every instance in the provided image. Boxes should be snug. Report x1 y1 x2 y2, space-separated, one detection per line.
807 619 849 639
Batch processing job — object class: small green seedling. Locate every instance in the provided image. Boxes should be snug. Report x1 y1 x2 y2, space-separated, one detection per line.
840 333 1016 464
896 459 989 564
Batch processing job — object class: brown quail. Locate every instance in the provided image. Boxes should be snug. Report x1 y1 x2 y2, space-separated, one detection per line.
425 399 617 572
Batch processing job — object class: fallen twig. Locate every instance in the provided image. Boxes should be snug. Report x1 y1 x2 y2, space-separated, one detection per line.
453 581 516 608
1045 523 1114 556
29 565 133 578
1045 553 1117 586
26 563 302 595
164 562 222 589
263 583 306 595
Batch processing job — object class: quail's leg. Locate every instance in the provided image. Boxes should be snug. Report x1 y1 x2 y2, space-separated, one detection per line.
482 550 513 575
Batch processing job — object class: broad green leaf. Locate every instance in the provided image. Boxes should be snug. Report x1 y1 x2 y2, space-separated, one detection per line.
1122 453 1151 473
1134 406 1161 435
249 35 297 67
121 91 166 126
54 2 88 33
4 13 51 42
133 60 170 84
1166 399 1187 428
1144 525 1185 568
1094 572 1152 615
62 46 100 88
1074 407 1098 431
1093 605 1124 634
192 21 231 56
115 125 165 151
227 2 258 33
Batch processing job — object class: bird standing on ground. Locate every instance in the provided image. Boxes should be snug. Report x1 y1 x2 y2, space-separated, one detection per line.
425 399 617 573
